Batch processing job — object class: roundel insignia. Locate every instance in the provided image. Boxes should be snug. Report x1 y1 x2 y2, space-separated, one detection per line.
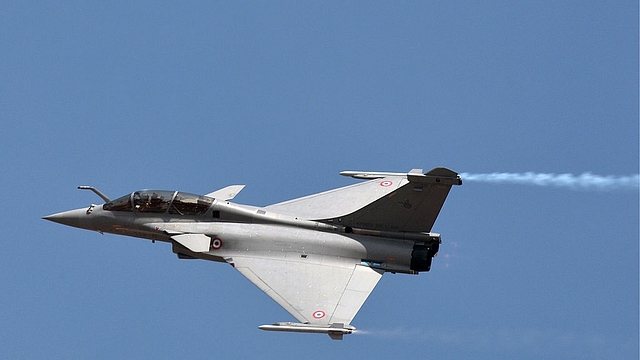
210 237 223 250
312 310 326 319
380 180 393 187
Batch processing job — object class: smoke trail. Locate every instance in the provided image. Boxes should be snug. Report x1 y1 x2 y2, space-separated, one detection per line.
353 326 632 355
459 172 639 191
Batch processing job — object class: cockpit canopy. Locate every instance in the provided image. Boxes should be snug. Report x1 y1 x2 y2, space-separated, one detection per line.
103 190 214 216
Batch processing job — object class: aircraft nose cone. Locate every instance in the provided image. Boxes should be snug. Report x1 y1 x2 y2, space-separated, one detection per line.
43 208 94 230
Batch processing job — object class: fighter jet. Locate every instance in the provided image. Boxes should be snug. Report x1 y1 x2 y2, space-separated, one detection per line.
44 167 461 340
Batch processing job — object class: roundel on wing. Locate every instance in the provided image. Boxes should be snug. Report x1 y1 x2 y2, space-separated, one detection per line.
312 310 326 319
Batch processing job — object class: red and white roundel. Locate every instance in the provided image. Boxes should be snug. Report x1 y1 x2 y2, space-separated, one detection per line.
312 310 326 319
380 180 393 187
210 237 223 250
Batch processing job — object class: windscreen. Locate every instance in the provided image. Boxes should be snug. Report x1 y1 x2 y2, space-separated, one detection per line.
103 193 133 211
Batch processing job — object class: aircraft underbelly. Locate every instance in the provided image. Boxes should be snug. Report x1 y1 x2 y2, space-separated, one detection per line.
207 223 366 258
192 223 415 273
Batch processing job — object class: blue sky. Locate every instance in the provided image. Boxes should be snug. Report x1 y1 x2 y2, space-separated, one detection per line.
1 2 637 359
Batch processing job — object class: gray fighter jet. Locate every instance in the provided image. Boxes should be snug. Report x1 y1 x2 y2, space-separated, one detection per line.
44 167 461 340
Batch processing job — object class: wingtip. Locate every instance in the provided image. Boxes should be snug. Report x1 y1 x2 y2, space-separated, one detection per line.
258 322 354 340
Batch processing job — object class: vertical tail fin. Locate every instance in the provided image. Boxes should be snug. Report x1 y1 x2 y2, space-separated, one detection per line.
326 168 461 233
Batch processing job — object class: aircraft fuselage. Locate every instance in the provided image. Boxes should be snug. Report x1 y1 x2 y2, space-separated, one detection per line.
45 201 437 274
44 168 461 339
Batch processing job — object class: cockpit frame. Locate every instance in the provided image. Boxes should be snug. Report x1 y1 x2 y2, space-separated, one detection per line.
103 190 214 216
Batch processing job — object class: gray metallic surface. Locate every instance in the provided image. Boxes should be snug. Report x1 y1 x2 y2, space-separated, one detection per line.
43 167 461 339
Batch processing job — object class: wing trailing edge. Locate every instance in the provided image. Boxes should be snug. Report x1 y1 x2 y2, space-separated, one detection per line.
228 256 383 327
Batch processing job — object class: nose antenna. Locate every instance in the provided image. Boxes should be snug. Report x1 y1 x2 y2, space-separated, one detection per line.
78 186 111 203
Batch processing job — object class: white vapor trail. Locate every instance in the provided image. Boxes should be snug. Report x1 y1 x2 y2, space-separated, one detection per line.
353 326 634 355
459 172 639 191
